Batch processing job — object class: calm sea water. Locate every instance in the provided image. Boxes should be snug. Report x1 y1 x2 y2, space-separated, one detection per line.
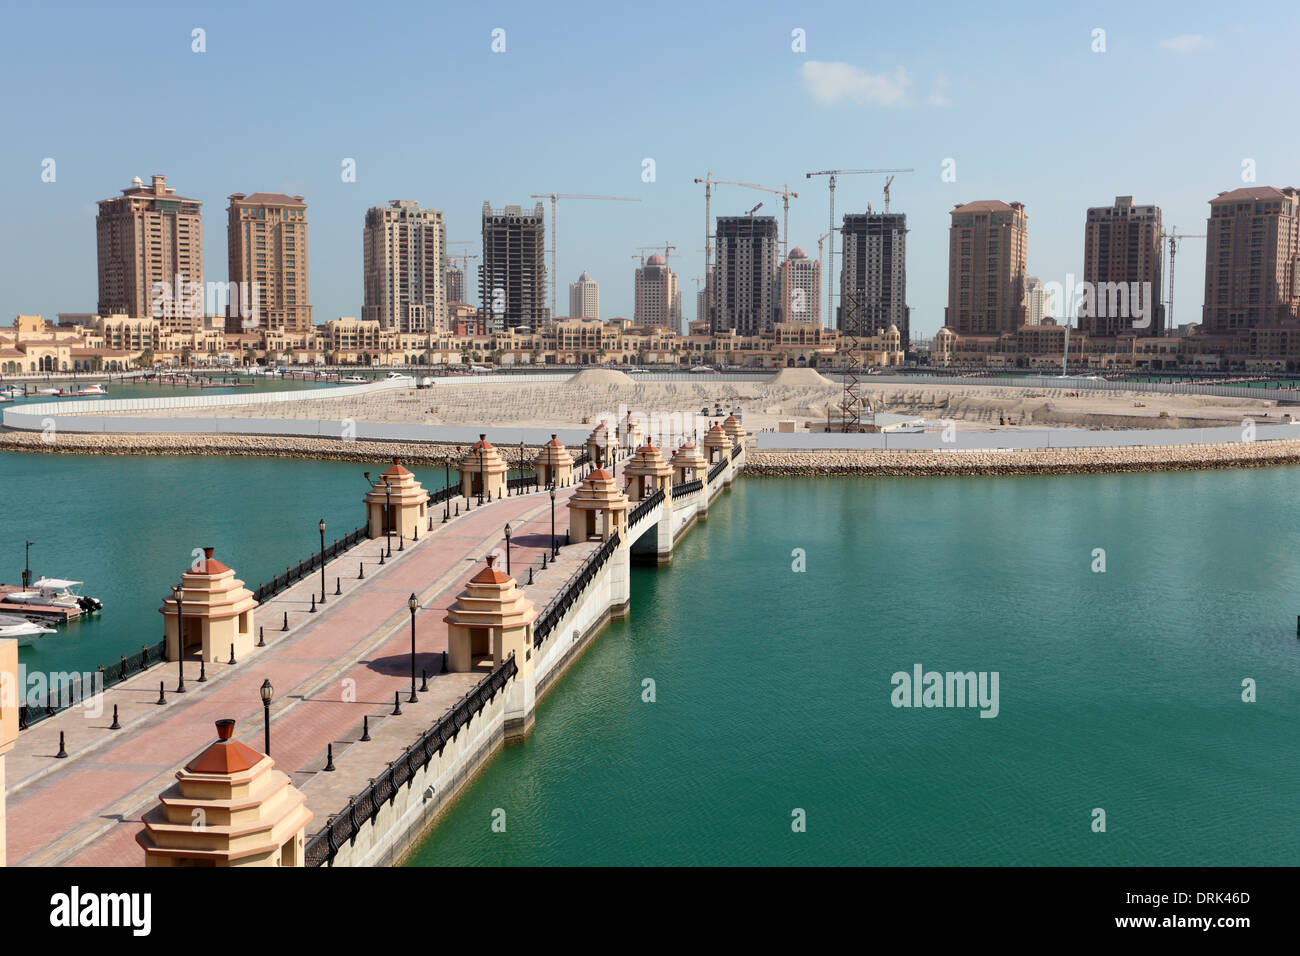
1 451 1296 864
409 471 1300 866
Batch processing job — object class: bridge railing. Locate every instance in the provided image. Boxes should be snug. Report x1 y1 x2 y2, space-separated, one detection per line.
671 478 703 499
707 459 727 483
252 526 368 604
17 638 168 731
533 532 621 648
627 487 665 527
304 653 518 867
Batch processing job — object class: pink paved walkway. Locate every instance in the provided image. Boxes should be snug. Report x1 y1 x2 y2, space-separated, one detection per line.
5 483 584 866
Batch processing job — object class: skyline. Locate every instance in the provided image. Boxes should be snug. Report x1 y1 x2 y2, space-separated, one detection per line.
1 2 1297 334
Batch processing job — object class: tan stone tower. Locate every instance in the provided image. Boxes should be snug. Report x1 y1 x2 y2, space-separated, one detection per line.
137 718 312 866
443 554 538 674
622 442 672 500
534 434 575 487
722 414 745 450
702 422 730 465
585 422 617 466
364 459 430 540
670 440 707 485
444 555 538 738
459 435 508 500
0 639 16 867
567 467 630 542
161 549 258 665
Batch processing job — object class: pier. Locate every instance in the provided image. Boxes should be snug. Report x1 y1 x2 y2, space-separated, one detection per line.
0 425 746 866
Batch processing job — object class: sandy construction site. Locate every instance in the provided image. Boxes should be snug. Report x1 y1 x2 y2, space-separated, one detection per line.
111 367 1292 434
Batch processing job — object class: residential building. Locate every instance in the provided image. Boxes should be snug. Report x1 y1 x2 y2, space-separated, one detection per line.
779 247 820 325
96 175 204 330
1202 186 1300 332
945 200 1028 335
362 200 447 334
569 271 600 319
227 192 312 332
634 255 680 331
1081 196 1164 336
713 215 780 334
840 212 909 348
480 202 548 331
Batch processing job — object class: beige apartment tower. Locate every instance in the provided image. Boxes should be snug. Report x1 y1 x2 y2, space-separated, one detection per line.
363 200 447 333
1081 196 1163 336
945 200 1028 335
569 271 600 319
1202 186 1300 333
779 247 820 325
634 255 681 331
227 192 312 332
96 174 204 330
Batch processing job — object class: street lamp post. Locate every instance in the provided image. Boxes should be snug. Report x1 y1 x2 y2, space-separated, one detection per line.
549 485 558 558
23 539 33 588
171 585 186 694
260 679 273 755
318 518 327 605
407 593 419 703
478 443 485 505
384 480 393 555
504 523 512 574
443 455 451 520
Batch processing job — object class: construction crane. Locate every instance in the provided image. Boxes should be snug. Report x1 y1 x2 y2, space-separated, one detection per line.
635 243 677 266
530 193 640 319
1160 227 1207 335
746 202 763 217
446 253 478 303
804 168 913 328
883 176 896 213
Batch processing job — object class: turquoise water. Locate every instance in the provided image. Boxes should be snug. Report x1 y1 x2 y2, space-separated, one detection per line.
409 471 1300 866
0 453 394 678
2 450 1297 864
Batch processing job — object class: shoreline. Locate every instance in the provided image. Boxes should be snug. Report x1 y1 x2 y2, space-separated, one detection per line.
5 429 1300 475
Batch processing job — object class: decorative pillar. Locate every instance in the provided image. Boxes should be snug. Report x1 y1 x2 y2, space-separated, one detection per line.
442 555 538 738
459 435 508 500
622 442 672 500
567 466 630 543
534 434 575 488
137 718 312 866
364 459 431 539
0 639 16 867
160 548 258 664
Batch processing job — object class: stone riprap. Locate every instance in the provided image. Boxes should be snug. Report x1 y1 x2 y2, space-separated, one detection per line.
5 429 1300 476
746 443 1300 476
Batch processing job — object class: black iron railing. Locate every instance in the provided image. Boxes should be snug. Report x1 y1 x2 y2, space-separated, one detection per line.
532 531 621 648
252 526 367 603
573 452 591 468
507 475 539 494
304 653 518 867
731 445 740 461
628 487 664 527
428 483 459 505
18 638 168 731
671 478 703 498
708 459 727 483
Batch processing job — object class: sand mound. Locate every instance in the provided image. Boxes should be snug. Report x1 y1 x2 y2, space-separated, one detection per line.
568 368 634 386
768 367 834 387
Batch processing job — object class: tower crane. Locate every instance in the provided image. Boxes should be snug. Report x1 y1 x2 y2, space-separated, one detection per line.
635 243 677 266
530 193 640 319
804 168 913 328
1160 227 1207 335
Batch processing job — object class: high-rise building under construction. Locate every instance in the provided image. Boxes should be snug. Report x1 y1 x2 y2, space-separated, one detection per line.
480 202 548 330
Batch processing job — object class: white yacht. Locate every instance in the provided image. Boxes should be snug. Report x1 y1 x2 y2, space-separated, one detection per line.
0 614 56 646
5 578 103 612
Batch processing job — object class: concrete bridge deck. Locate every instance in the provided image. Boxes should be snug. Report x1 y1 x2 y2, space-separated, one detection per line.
3 482 596 867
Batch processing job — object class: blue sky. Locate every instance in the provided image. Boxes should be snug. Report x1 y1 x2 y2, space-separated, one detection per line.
0 0 1296 337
